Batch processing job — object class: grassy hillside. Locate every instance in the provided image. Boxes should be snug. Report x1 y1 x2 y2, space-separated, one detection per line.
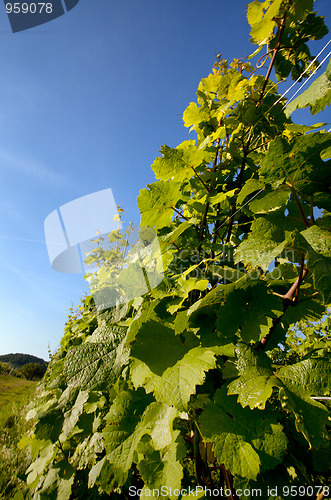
0 374 37 424
0 375 37 499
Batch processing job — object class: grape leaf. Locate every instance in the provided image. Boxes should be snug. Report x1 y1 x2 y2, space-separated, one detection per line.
289 228 331 304
26 444 58 489
307 249 331 304
64 325 129 391
182 101 211 131
228 346 330 448
138 180 189 229
130 347 217 411
138 431 184 499
248 188 290 214
103 395 178 474
37 460 75 500
151 141 213 183
237 178 265 205
216 283 283 343
62 390 89 437
285 58 331 116
88 456 127 494
227 345 281 409
200 387 287 480
235 229 287 272
70 433 104 469
278 357 331 398
259 133 331 196
247 0 283 44
301 225 331 257
131 320 199 375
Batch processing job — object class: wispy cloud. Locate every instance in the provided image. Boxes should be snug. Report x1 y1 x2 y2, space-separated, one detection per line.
0 263 89 309
0 148 72 187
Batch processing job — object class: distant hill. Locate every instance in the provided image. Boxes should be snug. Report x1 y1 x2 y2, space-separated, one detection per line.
0 353 48 372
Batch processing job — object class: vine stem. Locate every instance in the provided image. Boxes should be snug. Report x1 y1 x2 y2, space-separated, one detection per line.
226 134 252 243
225 9 287 243
257 11 287 106
291 186 311 229
310 197 315 225
197 136 222 251
56 439 69 463
256 257 308 351
220 465 240 500
193 166 212 193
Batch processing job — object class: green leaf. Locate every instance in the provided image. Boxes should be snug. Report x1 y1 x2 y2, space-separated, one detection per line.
285 58 331 116
228 347 330 448
62 390 89 437
64 325 129 391
216 282 283 343
278 357 331 399
200 387 287 480
302 226 331 304
26 444 58 489
70 433 104 469
278 384 329 449
38 460 75 500
207 188 237 208
247 0 283 45
88 456 127 494
248 188 290 214
227 345 280 409
130 346 216 411
131 321 199 375
291 227 331 304
183 101 210 131
138 432 184 499
138 180 189 230
235 214 287 270
152 141 213 183
301 225 331 257
308 249 331 304
126 300 160 343
161 220 198 245
237 178 265 205
165 276 209 314
103 389 150 472
188 284 225 315
103 394 178 474
260 133 331 196
34 408 64 443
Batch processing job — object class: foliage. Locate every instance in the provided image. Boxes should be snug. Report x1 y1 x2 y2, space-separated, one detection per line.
0 359 46 380
0 354 48 373
269 310 331 364
0 361 14 375
21 1 331 498
20 363 45 381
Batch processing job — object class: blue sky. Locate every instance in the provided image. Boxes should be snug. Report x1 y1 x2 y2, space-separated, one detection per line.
0 0 330 361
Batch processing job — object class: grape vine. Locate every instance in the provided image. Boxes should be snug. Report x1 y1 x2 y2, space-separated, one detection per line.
20 1 331 498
